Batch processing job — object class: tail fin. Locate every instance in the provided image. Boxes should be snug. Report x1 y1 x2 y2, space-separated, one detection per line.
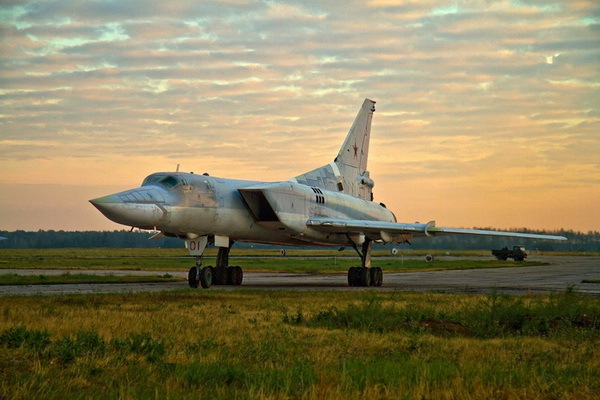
335 98 375 172
293 98 376 201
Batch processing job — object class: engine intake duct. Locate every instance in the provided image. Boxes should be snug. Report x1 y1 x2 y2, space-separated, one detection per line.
238 189 280 223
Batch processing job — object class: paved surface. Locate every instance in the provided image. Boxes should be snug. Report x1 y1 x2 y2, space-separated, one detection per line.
0 256 598 296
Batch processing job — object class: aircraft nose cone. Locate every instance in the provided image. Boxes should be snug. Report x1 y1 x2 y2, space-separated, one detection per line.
90 194 122 208
89 194 125 222
90 190 167 229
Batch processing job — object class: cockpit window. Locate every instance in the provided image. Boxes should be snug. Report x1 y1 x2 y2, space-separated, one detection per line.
142 174 182 188
160 175 180 188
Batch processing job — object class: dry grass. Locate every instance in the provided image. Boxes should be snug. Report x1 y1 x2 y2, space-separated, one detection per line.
1 290 599 399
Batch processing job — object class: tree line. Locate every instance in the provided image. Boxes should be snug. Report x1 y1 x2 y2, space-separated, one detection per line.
0 229 598 252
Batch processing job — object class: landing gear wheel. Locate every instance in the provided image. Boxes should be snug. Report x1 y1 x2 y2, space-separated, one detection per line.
213 266 228 285
227 266 243 285
199 266 213 289
188 266 200 288
359 267 371 287
370 267 383 287
235 266 243 285
347 267 360 287
226 266 233 285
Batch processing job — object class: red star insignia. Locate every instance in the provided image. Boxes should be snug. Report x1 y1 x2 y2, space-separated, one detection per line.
352 143 359 158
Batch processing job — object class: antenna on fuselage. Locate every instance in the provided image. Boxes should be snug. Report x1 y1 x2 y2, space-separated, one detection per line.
176 164 180 172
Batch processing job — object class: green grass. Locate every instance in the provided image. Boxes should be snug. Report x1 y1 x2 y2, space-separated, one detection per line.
0 290 598 399
0 273 179 286
0 248 548 273
289 288 599 338
0 248 191 270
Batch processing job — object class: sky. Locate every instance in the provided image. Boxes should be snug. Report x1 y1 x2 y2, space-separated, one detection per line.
1 0 598 233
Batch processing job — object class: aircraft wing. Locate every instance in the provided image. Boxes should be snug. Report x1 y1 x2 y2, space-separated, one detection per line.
306 217 568 242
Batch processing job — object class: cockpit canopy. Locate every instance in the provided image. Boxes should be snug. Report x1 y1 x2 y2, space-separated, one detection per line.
142 174 186 188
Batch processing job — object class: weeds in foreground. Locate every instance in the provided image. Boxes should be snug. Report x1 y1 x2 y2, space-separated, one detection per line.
0 326 51 350
0 327 164 365
1 290 599 399
285 289 600 338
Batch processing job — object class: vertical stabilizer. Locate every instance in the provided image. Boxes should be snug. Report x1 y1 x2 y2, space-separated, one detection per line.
335 99 375 173
293 99 376 201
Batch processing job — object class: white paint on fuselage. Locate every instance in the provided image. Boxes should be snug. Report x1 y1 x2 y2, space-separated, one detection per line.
145 172 395 247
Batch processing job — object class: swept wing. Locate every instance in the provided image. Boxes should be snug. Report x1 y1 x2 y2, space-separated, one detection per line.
306 217 567 242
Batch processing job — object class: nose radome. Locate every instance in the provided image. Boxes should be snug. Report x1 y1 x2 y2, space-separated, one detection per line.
89 194 125 223
89 194 123 208
90 190 167 229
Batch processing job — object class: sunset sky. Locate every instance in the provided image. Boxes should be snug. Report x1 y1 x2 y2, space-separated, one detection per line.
1 0 598 233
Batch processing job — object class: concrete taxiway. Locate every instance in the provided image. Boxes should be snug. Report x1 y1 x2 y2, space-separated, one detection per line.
0 256 598 296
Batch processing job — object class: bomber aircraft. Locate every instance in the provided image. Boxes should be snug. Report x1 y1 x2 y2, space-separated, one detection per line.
90 99 567 289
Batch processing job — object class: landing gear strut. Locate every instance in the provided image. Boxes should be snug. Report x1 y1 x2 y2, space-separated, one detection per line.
213 245 243 286
188 242 243 289
346 238 383 287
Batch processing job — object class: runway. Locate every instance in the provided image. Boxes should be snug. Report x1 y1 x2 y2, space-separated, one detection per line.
1 256 598 296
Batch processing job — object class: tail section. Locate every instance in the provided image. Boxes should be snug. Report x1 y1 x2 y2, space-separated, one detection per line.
335 98 375 172
293 98 376 201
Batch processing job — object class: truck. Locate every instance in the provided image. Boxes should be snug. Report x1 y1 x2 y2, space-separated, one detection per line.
492 245 527 261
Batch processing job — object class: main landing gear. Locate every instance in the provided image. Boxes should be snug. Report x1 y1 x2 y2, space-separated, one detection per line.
347 266 383 287
188 246 242 289
346 238 383 287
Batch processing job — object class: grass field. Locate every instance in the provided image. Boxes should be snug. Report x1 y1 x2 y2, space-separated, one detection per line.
0 248 549 276
0 272 180 286
1 289 599 399
1 249 599 398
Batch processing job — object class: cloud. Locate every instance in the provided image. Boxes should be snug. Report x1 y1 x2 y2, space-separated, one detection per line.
0 0 598 231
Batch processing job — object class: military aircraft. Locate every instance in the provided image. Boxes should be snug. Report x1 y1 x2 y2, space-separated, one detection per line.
90 99 567 289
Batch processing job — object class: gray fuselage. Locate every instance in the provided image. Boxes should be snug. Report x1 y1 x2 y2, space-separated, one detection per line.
91 172 396 247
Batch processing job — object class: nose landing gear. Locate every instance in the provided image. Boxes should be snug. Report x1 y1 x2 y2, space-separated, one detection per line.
188 266 200 288
187 264 213 289
187 245 243 289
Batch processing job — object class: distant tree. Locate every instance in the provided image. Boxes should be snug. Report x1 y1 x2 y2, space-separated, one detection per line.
0 229 598 251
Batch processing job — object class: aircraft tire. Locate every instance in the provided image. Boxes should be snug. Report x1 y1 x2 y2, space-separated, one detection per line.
188 266 200 288
237 266 244 285
359 267 371 287
213 266 228 285
199 266 213 289
370 267 383 287
347 267 360 286
226 266 234 285
228 266 243 285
